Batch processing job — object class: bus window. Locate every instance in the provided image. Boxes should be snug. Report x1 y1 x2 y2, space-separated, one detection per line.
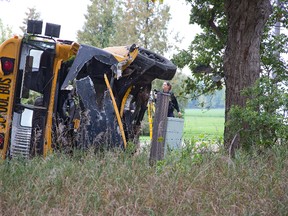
29 49 42 70
20 108 33 127
20 49 44 105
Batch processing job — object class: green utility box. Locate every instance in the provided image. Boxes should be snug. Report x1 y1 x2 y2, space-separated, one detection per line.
164 117 184 155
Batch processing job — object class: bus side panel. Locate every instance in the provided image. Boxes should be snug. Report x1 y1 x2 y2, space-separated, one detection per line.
0 37 21 159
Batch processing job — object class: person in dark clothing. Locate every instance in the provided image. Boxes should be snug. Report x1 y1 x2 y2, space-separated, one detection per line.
162 81 182 117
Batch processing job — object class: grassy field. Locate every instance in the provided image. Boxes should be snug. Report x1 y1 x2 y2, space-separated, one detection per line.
1 108 287 215
140 108 225 142
1 146 287 215
183 109 225 139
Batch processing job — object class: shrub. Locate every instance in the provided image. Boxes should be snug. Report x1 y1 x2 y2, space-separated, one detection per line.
227 77 288 150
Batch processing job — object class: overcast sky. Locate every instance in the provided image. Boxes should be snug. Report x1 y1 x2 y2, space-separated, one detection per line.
0 0 199 51
0 0 90 40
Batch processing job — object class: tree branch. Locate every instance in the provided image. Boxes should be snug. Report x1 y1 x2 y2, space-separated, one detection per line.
208 11 224 41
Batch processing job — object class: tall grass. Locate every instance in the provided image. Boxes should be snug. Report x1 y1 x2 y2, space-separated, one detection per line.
1 144 287 215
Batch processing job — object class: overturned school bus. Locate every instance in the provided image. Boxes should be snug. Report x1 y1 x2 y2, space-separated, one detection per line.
0 20 176 159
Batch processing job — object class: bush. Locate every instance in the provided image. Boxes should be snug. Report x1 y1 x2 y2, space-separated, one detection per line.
227 77 288 150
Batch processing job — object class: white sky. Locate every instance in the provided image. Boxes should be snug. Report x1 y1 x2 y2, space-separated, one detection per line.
0 0 199 50
0 0 90 40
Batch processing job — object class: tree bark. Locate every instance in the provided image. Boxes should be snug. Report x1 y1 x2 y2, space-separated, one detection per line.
223 0 272 154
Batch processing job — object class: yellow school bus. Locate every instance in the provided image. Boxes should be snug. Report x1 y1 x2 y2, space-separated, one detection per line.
0 20 177 159
0 21 79 159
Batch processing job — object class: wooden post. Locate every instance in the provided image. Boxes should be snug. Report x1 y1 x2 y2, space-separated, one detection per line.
149 92 169 165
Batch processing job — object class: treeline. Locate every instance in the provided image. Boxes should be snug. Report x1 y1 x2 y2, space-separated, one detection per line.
187 89 225 109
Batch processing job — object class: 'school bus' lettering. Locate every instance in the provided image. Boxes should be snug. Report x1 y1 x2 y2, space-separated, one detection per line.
0 77 11 129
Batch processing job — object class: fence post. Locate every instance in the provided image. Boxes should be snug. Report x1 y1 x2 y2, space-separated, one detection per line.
149 92 169 165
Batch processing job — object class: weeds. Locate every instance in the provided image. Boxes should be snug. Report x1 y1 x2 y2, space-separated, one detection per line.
1 143 287 215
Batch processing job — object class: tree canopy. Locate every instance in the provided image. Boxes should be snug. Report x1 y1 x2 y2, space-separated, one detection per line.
19 7 41 34
173 0 288 97
77 0 172 54
0 18 12 43
173 0 287 152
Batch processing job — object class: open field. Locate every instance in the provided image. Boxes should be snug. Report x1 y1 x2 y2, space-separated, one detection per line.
140 108 225 142
183 109 224 138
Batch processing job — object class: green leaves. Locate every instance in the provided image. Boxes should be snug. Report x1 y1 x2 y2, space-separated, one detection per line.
19 7 41 35
172 0 227 99
0 18 12 43
77 0 117 48
77 0 173 54
173 0 287 103
227 77 288 149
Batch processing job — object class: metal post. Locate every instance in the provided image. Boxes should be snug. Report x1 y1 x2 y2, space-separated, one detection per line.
149 92 169 165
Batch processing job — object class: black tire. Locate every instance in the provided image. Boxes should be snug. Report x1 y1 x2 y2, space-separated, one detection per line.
138 47 177 79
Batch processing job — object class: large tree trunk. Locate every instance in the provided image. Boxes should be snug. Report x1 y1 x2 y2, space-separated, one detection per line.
223 0 272 155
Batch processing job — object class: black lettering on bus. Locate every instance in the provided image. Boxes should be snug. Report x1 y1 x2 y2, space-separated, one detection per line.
0 98 9 107
0 107 8 113
0 87 9 95
0 97 9 113
0 78 11 95
0 78 12 84
0 114 6 129
0 82 11 88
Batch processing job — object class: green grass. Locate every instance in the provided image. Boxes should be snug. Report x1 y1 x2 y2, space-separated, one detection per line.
183 108 224 138
1 145 287 215
1 108 287 215
141 108 225 142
